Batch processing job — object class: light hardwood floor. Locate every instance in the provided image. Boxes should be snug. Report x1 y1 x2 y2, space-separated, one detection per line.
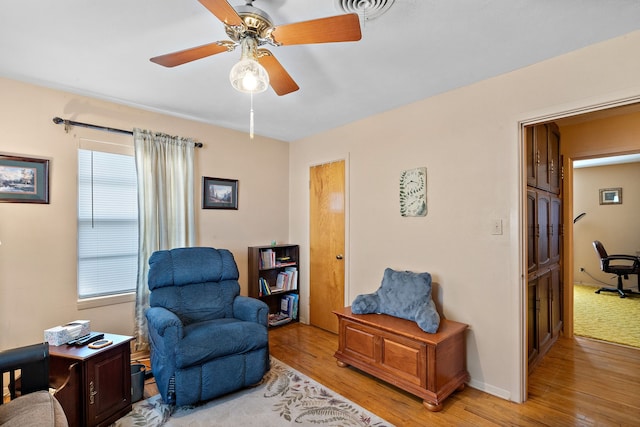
141 323 640 426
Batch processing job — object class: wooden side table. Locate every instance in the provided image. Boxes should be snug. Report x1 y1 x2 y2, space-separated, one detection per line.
49 333 133 427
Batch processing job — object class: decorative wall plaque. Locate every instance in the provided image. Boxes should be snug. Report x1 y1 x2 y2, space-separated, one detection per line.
399 167 427 217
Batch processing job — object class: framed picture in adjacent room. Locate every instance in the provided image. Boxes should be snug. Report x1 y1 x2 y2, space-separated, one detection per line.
202 176 238 209
599 187 622 205
0 154 50 204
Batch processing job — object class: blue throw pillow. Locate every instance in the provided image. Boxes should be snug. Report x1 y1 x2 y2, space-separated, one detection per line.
351 268 440 333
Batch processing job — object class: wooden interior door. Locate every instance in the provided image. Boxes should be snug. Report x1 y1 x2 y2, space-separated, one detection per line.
309 160 345 333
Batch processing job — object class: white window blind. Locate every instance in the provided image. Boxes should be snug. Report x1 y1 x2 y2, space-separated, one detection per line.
78 148 138 298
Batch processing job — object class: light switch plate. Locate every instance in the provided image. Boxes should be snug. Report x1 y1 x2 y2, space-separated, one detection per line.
492 219 503 235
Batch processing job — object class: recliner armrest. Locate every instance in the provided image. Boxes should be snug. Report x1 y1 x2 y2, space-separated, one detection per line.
146 307 184 340
233 296 269 326
145 306 183 406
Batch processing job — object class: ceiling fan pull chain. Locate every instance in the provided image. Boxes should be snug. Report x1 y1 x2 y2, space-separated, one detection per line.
250 92 255 139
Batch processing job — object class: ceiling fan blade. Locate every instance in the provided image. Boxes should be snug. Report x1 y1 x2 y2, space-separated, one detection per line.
258 50 299 96
198 0 244 27
150 42 229 67
271 13 361 46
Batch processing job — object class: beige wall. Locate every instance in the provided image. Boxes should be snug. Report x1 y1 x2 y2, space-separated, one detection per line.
561 110 640 159
289 30 640 402
573 163 640 285
0 78 290 349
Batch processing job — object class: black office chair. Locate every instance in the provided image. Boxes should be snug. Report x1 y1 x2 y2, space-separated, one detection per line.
592 240 640 298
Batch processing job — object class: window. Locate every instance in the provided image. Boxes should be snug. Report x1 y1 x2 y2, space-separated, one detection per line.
78 147 138 298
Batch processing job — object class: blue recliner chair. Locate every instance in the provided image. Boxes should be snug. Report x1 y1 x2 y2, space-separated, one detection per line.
145 247 270 406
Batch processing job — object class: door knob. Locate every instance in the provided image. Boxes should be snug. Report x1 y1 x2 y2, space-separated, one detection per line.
336 254 343 260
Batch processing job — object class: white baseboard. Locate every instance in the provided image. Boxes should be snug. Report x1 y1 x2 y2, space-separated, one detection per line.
467 378 513 401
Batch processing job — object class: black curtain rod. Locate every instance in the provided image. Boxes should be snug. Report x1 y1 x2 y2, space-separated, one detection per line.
52 117 203 148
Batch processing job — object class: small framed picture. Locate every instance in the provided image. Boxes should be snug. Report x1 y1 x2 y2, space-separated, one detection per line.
0 154 50 204
599 187 622 205
202 176 238 209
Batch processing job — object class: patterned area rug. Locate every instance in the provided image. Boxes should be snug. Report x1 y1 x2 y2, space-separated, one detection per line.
574 284 640 348
112 358 392 426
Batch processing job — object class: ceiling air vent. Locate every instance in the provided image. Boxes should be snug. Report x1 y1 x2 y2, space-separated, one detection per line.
335 0 395 21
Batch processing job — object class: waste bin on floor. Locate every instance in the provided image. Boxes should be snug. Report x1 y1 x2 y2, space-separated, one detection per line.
131 363 146 403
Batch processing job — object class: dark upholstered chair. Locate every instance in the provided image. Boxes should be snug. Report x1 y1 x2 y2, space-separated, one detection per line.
0 343 68 427
146 247 270 406
592 240 640 298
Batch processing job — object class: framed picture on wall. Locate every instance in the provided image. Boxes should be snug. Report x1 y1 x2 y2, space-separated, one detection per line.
599 187 622 205
202 176 238 209
0 154 50 204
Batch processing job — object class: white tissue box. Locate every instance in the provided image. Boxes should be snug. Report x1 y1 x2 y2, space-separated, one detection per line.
44 320 91 346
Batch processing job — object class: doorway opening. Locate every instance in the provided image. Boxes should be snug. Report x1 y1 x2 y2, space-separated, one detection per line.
522 99 640 401
571 153 640 345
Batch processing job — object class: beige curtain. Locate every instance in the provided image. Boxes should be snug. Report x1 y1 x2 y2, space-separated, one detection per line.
133 128 196 351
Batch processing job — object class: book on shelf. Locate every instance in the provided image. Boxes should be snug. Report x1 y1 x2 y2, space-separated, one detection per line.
291 293 299 319
260 250 297 269
280 295 296 317
260 249 276 269
275 272 287 291
268 312 292 327
258 277 271 296
280 297 290 317
272 268 297 292
275 256 293 266
284 266 298 290
275 261 297 267
281 293 299 320
260 275 295 295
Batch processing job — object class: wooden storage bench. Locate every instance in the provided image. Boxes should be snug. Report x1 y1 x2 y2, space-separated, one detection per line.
333 307 469 411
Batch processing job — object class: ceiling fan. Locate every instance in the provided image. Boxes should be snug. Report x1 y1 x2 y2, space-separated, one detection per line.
150 0 362 96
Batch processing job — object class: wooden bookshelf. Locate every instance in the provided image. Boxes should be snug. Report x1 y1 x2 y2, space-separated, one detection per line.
248 244 300 327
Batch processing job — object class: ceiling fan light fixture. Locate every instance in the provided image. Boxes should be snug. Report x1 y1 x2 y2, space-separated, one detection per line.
230 58 269 93
229 37 269 93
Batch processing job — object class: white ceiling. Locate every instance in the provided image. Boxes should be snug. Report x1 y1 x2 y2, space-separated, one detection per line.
573 154 640 168
2 0 640 142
